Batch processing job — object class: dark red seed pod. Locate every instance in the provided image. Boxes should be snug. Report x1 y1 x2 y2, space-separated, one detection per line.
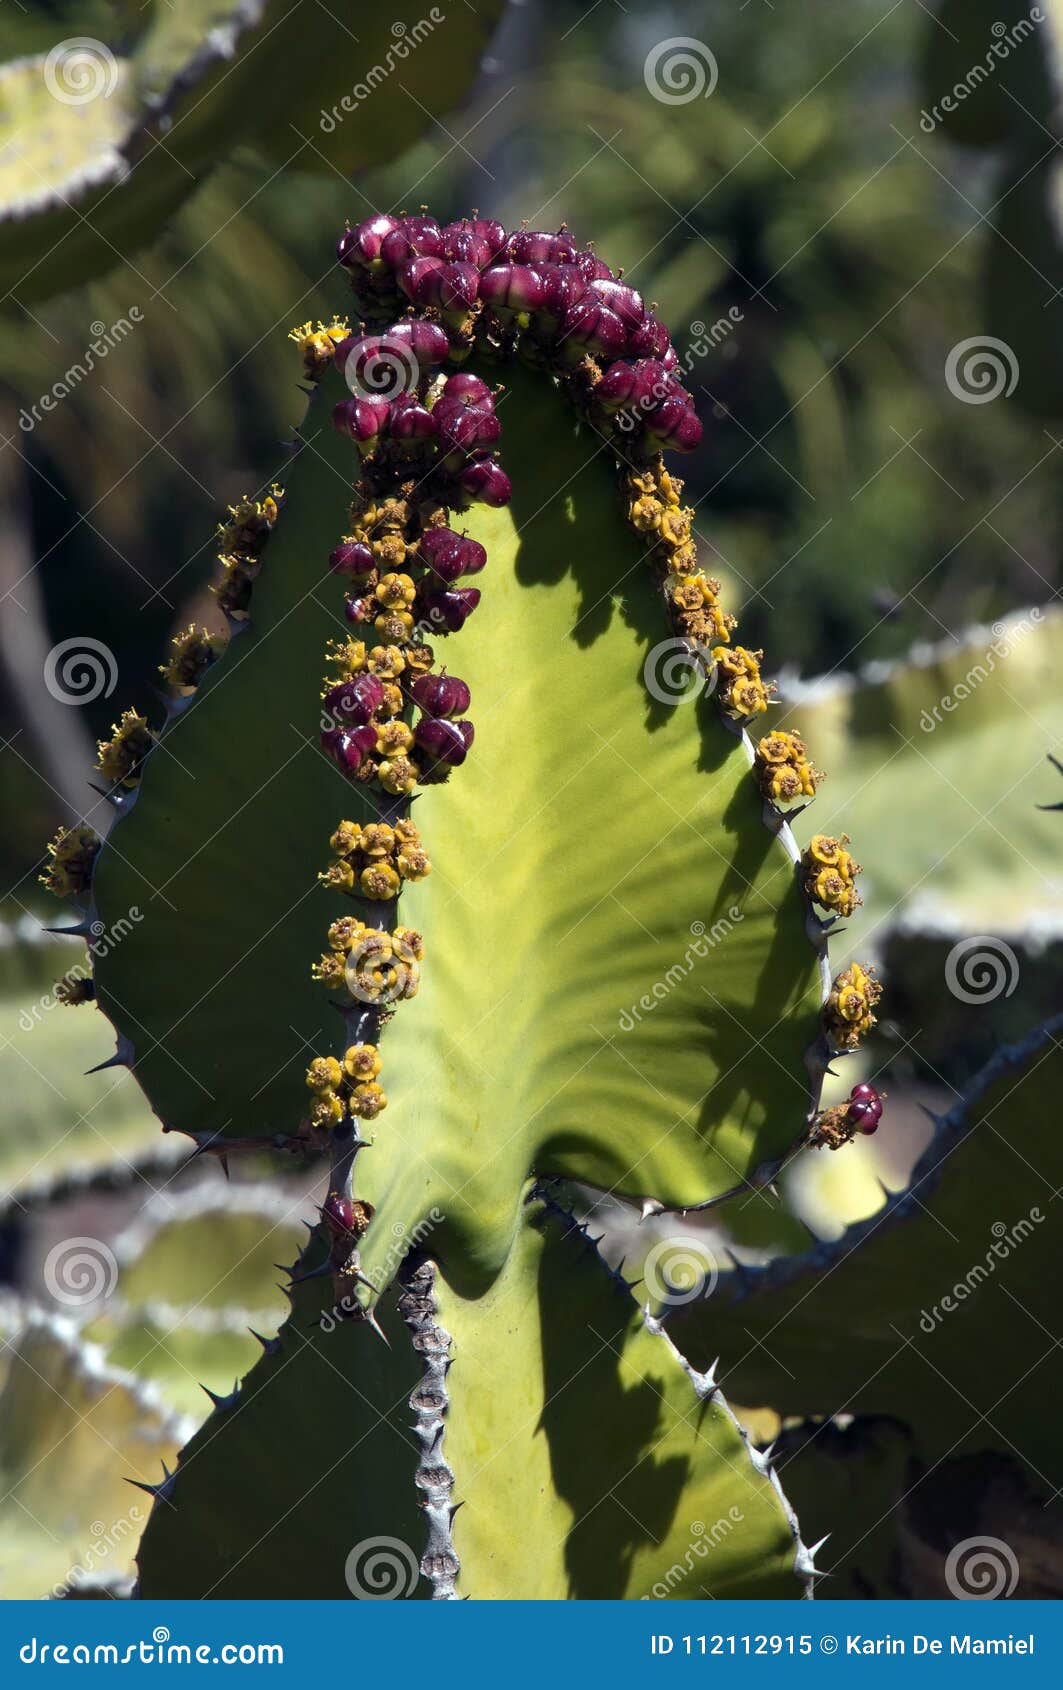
560 297 627 358
470 217 508 259
442 372 493 406
437 405 501 454
850 1082 880 1104
596 358 674 413
344 595 376 625
331 396 389 442
458 457 512 507
847 1097 882 1134
384 317 451 367
572 250 613 282
441 221 494 268
434 261 481 313
329 540 375 576
479 263 545 313
627 313 672 361
322 1190 354 1236
509 229 578 266
589 277 645 331
324 674 385 726
644 395 703 452
409 672 471 717
380 218 443 268
340 214 402 267
333 724 377 773
418 527 486 582
415 715 472 766
420 586 481 633
397 254 446 306
389 394 438 442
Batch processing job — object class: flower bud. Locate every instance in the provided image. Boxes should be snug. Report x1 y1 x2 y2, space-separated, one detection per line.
436 403 501 454
409 672 471 716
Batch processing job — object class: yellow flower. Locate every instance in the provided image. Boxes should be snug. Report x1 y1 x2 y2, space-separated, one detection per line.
378 756 419 796
310 1093 345 1130
350 1082 388 1120
629 495 663 533
343 1044 382 1082
311 952 347 990
375 721 415 757
329 821 362 858
396 843 432 881
360 862 401 901
360 823 395 858
319 861 356 893
306 1056 342 1095
375 572 417 609
367 644 406 679
39 824 101 898
161 625 228 695
96 711 156 788
393 925 426 962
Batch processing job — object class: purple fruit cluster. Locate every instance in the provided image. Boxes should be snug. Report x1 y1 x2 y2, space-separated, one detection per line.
846 1081 884 1135
336 212 702 456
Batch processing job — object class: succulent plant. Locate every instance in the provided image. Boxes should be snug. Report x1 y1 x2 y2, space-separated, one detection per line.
40 209 891 1599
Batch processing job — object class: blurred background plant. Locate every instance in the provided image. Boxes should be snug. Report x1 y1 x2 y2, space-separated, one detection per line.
1 0 1062 1596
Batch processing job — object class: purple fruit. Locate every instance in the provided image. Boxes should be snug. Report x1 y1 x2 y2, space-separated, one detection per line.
332 396 389 442
397 254 446 306
479 263 545 313
509 229 578 266
847 1098 882 1134
437 405 501 454
380 218 443 268
389 394 438 442
435 261 481 313
384 317 451 367
441 221 495 267
560 297 627 358
627 314 671 361
329 540 376 576
458 457 512 507
596 358 674 413
415 716 474 766
339 214 401 268
589 277 644 331
442 372 493 406
420 586 481 633
418 528 487 582
644 395 703 451
324 723 377 772
850 1082 880 1104
469 217 508 259
572 250 613 282
409 672 471 717
322 1191 354 1235
324 674 385 726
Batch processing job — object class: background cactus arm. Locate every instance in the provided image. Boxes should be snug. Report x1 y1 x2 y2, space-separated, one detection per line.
663 1016 1063 1486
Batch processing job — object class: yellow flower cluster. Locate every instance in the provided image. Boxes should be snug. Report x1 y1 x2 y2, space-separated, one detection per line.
802 834 862 918
304 1042 387 1129
824 961 881 1050
287 317 351 381
712 645 772 719
318 818 431 901
347 495 415 573
753 729 822 806
211 485 284 621
39 823 100 897
96 710 156 789
160 624 229 697
624 463 736 648
312 914 424 1004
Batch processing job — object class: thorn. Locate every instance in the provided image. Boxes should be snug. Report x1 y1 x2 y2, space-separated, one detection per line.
124 1478 159 1499
289 1262 330 1286
639 1197 663 1222
85 1050 127 1075
248 1328 280 1356
199 1383 227 1408
219 1155 230 1181
361 1307 391 1347
43 920 92 938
